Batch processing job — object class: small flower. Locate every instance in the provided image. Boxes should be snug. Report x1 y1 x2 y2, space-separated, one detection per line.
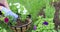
18 9 21 13
33 25 37 30
23 7 27 14
43 21 48 25
13 3 20 8
17 4 20 8
4 17 9 23
13 3 20 5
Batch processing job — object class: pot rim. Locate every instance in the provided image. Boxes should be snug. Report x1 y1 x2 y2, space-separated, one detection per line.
10 18 32 28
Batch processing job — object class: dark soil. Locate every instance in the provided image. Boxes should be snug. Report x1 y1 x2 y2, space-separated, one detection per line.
52 1 60 31
10 15 31 27
16 18 28 26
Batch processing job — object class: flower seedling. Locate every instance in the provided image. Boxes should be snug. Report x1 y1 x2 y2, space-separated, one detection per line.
9 3 30 23
7 15 17 26
4 17 9 23
43 21 48 25
33 25 37 30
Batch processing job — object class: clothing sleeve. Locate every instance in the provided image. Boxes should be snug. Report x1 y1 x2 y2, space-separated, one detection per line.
1 6 18 19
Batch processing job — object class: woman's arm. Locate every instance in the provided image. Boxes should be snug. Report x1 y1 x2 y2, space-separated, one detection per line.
4 0 10 9
0 6 18 19
0 0 10 9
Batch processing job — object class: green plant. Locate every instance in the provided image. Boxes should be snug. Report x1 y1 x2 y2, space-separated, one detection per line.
0 19 13 32
10 5 18 14
33 16 56 32
32 1 55 31
45 1 55 18
7 15 17 26
0 15 17 26
9 3 29 22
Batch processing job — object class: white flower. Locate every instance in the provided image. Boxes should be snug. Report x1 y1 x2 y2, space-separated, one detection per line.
13 3 20 9
23 10 27 14
18 9 21 13
13 3 20 5
17 4 20 9
23 8 27 14
9 3 12 6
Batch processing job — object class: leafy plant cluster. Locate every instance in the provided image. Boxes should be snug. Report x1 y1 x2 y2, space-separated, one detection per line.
7 15 17 26
0 20 13 32
9 3 29 22
32 29 57 32
32 1 56 32
32 0 56 32
45 0 55 18
32 16 56 32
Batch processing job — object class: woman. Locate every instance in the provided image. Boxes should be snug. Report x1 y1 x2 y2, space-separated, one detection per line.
0 0 18 20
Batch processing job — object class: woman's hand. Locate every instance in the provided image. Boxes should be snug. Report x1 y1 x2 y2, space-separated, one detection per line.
0 0 10 9
0 6 3 10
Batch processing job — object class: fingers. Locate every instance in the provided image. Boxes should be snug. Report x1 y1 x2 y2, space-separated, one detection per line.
0 6 3 10
4 0 10 9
